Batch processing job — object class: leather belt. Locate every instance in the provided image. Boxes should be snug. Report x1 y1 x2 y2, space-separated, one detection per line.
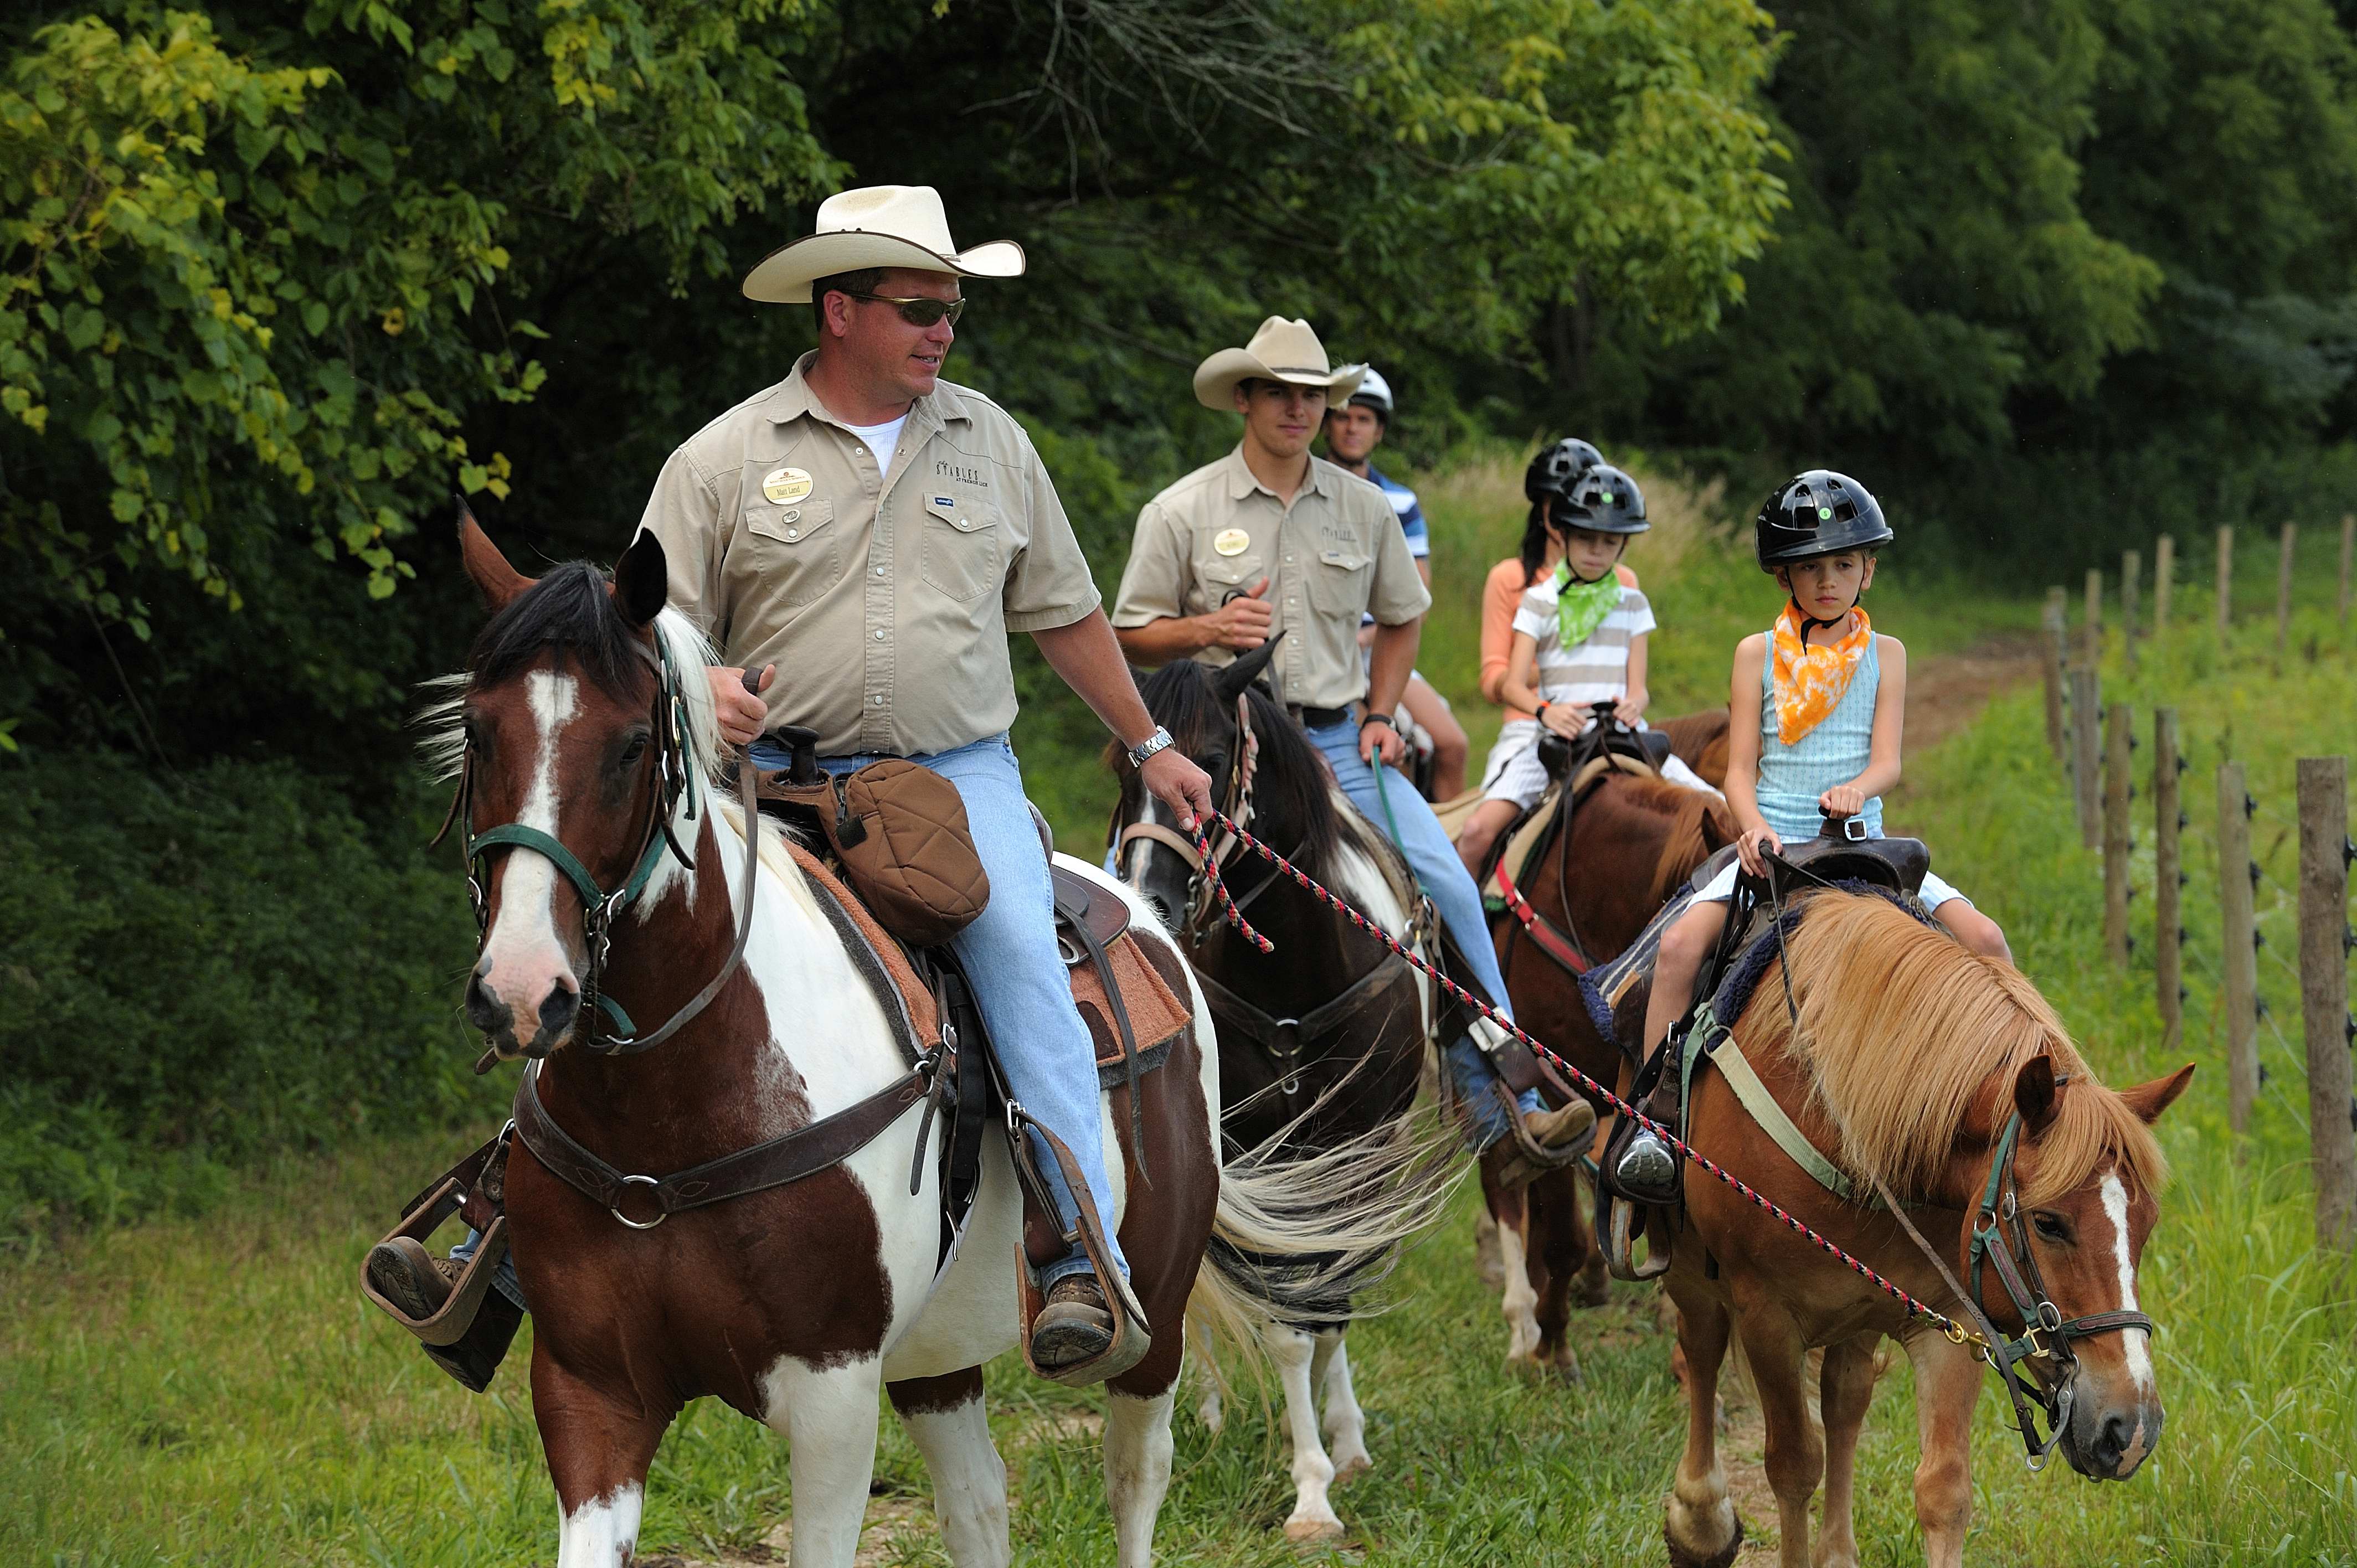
1291 704 1354 729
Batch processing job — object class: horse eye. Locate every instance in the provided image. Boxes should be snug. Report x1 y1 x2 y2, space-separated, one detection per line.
617 735 649 767
2031 1213 2070 1244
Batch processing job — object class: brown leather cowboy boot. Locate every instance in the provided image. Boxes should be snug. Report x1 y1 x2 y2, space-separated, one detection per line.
1029 1274 1116 1371
365 1236 524 1393
1496 1097 1598 1191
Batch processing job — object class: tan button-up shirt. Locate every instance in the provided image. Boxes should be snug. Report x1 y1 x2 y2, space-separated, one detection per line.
637 354 1100 756
1110 447 1430 710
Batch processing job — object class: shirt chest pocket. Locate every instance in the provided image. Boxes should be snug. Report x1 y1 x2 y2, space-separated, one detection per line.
920 496 1004 603
1306 544 1372 616
1191 539 1266 608
744 498 841 607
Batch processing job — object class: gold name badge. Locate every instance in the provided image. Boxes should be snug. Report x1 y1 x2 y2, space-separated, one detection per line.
1213 527 1250 556
761 467 814 505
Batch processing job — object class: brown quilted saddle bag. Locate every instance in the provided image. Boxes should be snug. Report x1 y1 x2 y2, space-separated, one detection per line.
756 734 990 946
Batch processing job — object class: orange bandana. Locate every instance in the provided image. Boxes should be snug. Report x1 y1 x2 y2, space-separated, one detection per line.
1771 602 1872 745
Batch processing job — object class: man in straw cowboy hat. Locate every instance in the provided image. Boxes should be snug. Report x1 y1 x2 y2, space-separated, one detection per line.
369 185 1213 1392
1110 317 1594 1185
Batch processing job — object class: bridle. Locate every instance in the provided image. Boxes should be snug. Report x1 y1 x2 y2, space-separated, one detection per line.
1114 691 1264 946
434 633 760 1063
1757 876 2155 1469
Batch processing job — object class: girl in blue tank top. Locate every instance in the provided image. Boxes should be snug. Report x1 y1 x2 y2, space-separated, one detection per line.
1610 471 2012 1201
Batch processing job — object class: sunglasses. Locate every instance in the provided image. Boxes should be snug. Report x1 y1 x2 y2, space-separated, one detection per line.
845 292 966 328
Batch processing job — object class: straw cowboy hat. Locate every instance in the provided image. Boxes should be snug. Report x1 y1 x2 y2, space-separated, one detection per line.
741 185 1026 305
1192 316 1366 411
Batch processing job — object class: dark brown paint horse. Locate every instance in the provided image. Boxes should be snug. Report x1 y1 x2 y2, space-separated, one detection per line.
441 519 1429 1568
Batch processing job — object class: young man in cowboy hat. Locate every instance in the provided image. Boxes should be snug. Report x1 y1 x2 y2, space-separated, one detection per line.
368 185 1213 1391
1321 365 1470 800
1109 317 1593 1184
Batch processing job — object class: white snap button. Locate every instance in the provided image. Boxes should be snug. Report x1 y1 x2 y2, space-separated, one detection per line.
873 628 886 641
784 529 799 541
872 694 884 705
874 565 886 577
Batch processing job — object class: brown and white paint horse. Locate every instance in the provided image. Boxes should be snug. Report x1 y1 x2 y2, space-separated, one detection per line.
438 519 1432 1567
1484 768 1733 1375
1656 893 2190 1568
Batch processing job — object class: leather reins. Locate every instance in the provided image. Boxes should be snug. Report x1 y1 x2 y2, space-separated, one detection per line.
436 638 761 1065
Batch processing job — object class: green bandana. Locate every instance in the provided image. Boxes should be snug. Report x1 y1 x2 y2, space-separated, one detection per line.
1552 563 1622 649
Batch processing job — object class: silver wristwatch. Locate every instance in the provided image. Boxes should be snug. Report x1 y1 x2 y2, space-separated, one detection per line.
1126 725 1177 768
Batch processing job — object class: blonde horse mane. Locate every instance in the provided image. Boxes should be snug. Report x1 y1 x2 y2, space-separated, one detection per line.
1740 893 2167 1207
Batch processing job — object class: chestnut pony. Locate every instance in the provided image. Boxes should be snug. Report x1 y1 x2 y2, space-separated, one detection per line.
1657 892 2191 1568
435 519 1434 1568
1485 762 1734 1375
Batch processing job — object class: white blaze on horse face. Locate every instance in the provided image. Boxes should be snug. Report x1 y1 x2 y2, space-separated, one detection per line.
554 1482 641 1568
2099 1173 2155 1395
481 670 583 1047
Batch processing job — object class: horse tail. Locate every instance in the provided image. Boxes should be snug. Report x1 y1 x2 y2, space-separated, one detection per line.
1650 790 1738 906
1187 1100 1463 1359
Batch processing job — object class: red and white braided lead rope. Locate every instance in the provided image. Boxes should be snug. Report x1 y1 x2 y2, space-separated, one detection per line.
1188 809 1987 1351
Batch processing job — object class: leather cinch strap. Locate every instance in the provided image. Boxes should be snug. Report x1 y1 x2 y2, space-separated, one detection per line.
512 1056 930 1229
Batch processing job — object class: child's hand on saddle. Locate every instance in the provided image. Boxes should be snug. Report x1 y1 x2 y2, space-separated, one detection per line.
1818 782 1866 819
1538 702 1584 739
1736 825 1783 877
1612 690 1649 726
709 664 775 747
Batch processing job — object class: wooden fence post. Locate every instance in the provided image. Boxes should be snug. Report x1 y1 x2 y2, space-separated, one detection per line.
2277 522 2298 668
2104 703 2133 964
2297 756 2354 1252
2073 669 2102 850
2155 709 2183 1050
2220 760 2260 1144
2340 513 2353 633
2042 586 2067 764
2155 532 2175 650
2217 524 2235 641
2122 549 2142 671
2085 566 2104 673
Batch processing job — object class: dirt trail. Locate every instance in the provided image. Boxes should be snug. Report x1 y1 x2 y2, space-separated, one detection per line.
1902 633 2045 754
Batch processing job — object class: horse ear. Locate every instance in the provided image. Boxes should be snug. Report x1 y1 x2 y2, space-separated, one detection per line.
1214 630 1286 702
2012 1053 2061 1135
612 529 669 628
2117 1062 2196 1126
456 499 532 611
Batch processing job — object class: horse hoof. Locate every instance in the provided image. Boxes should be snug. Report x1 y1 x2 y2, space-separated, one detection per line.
1331 1452 1372 1485
1546 1350 1585 1385
1284 1514 1346 1544
1663 1512 1742 1568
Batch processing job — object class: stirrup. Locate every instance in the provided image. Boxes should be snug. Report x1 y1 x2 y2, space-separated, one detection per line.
1604 1196 1671 1282
358 1176 510 1348
1006 1104 1152 1388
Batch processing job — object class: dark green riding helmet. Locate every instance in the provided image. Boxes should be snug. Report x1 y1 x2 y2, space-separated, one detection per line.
1524 437 1607 506
1754 470 1892 569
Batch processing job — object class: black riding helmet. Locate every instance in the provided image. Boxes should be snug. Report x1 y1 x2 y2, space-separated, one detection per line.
1524 437 1607 506
1754 470 1892 569
1553 462 1648 535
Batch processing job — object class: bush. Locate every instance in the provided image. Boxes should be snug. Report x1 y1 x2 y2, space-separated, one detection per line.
0 752 489 1241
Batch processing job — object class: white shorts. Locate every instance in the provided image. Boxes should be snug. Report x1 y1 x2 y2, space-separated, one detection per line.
1693 858 1968 911
1479 720 1723 811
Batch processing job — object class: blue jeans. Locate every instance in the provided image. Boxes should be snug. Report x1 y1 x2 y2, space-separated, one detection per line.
1304 714 1540 1151
755 731 1126 1288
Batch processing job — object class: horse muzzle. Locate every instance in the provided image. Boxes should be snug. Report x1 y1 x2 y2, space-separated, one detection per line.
467 952 584 1059
2058 1375 2163 1481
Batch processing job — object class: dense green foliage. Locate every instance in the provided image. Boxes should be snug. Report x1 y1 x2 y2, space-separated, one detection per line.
0 751 481 1234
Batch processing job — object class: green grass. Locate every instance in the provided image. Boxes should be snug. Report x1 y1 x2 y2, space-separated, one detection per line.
8 476 2353 1565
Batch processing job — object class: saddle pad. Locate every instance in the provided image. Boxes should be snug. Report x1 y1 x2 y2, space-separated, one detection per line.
788 840 943 1052
1485 784 1562 901
1075 922 1194 1088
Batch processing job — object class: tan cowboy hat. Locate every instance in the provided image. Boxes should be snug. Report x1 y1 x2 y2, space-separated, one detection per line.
1192 316 1366 411
741 185 1026 305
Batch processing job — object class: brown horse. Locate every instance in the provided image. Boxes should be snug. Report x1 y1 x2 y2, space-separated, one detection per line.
437 519 1437 1567
1482 766 1734 1375
1659 893 2191 1568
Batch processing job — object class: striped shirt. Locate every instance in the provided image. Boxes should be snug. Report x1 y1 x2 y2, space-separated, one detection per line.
1511 579 1654 709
